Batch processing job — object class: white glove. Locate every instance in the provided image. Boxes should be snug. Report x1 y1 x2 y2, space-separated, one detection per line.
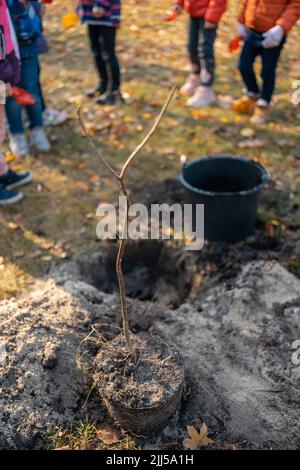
238 23 247 38
261 25 284 48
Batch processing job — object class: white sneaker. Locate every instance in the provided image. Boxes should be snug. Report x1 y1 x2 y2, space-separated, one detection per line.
43 108 68 127
187 86 216 107
180 74 201 96
9 133 29 157
29 127 50 152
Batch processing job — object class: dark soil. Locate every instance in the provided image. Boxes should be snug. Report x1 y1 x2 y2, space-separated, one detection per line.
79 241 192 308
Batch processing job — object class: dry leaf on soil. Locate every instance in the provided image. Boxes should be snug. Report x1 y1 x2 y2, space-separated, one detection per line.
96 427 122 445
240 127 256 138
183 423 214 450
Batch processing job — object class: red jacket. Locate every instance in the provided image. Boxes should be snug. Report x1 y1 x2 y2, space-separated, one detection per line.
238 0 300 33
173 0 227 23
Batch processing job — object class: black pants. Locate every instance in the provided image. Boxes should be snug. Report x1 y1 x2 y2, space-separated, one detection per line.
188 17 217 86
87 24 120 92
239 30 285 104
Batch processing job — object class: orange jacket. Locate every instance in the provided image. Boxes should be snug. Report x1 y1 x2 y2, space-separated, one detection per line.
238 0 300 33
174 0 227 24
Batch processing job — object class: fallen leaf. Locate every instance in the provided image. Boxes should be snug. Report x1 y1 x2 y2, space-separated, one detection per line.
192 109 210 120
8 222 20 231
240 127 255 138
220 116 230 124
217 94 233 109
266 219 285 238
183 423 214 450
238 138 266 148
96 427 121 445
41 255 53 262
74 181 89 192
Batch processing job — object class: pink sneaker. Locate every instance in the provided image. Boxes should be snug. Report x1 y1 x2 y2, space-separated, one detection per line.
187 86 216 107
180 74 200 96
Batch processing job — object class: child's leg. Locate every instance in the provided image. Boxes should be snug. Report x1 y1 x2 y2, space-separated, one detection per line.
198 19 217 86
37 63 46 113
99 26 120 92
0 105 9 176
260 38 285 104
6 43 43 134
188 17 201 75
5 95 24 135
238 34 260 96
21 44 43 129
88 25 109 92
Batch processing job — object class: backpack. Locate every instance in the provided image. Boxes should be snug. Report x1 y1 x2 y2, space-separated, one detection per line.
7 0 42 41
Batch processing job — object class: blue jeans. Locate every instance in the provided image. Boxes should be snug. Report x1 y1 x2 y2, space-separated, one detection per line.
188 17 217 86
5 41 43 134
239 30 285 104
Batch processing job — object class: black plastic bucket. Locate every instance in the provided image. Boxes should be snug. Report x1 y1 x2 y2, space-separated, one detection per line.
180 155 269 243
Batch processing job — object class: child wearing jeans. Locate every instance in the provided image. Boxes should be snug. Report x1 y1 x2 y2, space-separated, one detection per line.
5 0 50 156
0 0 32 204
78 0 122 105
35 0 68 126
233 0 300 125
172 0 227 107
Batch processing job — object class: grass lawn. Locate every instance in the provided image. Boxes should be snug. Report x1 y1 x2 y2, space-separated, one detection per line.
0 0 299 301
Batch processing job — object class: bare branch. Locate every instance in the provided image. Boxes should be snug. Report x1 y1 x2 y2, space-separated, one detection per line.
78 86 178 362
77 107 120 181
120 85 179 179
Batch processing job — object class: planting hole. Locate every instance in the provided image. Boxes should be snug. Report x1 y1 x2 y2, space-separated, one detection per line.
80 240 191 308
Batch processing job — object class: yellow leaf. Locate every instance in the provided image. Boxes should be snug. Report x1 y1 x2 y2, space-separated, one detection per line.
220 116 230 124
234 115 243 123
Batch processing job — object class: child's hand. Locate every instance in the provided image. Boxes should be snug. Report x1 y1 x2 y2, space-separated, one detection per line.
237 23 247 38
261 25 284 48
92 6 106 18
172 4 183 14
204 21 217 29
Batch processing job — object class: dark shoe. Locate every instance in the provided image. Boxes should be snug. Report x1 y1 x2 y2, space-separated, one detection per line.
0 169 33 190
86 84 107 98
0 184 23 205
96 91 123 106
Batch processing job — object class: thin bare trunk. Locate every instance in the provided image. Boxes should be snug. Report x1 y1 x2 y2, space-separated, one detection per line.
77 85 178 360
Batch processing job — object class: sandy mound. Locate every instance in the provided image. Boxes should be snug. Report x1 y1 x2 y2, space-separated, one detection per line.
0 257 299 449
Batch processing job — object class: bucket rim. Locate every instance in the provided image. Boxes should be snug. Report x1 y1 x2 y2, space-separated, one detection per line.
180 154 270 197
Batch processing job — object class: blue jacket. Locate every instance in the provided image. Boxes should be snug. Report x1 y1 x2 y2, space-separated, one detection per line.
77 1 121 28
7 1 42 42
